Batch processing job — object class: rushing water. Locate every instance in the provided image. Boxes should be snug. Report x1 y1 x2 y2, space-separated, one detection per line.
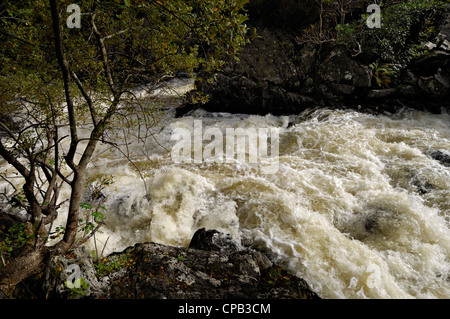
2 79 449 298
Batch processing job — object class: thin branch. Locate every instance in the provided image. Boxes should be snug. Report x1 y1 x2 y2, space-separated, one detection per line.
49 0 79 172
103 28 130 41
0 141 30 178
69 69 99 126
149 0 195 33
91 5 117 94
0 30 53 55
71 221 105 250
36 160 72 186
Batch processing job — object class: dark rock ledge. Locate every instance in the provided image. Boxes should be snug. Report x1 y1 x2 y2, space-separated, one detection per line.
13 228 319 299
177 4 450 117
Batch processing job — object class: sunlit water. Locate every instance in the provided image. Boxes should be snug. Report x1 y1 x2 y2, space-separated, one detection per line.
1 79 449 298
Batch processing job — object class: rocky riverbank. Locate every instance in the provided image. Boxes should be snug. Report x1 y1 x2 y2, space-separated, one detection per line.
178 2 450 117
4 229 319 299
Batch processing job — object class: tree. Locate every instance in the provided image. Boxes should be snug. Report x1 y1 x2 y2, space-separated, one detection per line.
333 0 356 25
296 0 337 46
0 0 248 294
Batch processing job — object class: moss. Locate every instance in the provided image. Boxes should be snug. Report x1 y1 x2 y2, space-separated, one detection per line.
94 252 136 277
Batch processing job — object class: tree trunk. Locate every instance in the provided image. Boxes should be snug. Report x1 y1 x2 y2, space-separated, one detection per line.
0 247 49 294
57 170 86 252
0 0 119 295
0 0 78 294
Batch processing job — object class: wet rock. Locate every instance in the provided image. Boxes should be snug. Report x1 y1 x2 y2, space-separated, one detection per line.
384 166 435 195
427 149 450 167
398 85 419 97
330 83 355 96
412 51 450 77
401 69 419 86
181 28 319 116
407 5 450 102
411 174 434 195
104 239 318 299
21 230 319 299
180 3 450 116
340 209 399 241
43 247 107 299
410 5 450 77
317 49 372 89
189 228 239 253
367 88 397 99
418 72 450 98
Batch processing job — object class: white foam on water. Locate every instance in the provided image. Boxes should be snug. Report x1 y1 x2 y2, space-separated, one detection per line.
2 78 449 298
80 106 449 298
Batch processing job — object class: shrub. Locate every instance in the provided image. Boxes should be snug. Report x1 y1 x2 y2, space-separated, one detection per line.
0 223 33 270
337 0 446 65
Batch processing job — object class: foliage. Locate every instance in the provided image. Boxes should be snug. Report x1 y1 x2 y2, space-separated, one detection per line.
0 223 33 269
0 0 249 287
297 0 337 45
64 277 90 298
94 252 135 277
369 62 398 88
297 0 369 45
78 202 106 236
337 0 446 65
334 0 447 88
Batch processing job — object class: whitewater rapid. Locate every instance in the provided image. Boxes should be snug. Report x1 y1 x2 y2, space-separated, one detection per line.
2 79 449 298
80 99 450 298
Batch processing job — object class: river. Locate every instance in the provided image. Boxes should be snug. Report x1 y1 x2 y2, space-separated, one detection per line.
2 78 449 298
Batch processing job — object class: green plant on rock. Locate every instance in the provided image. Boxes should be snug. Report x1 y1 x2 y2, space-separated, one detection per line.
78 202 106 238
265 265 291 285
64 277 90 298
369 62 398 88
94 253 135 277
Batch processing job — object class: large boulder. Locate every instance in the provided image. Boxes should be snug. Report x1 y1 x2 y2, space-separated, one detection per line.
16 229 319 299
317 48 372 97
317 49 372 88
180 28 317 116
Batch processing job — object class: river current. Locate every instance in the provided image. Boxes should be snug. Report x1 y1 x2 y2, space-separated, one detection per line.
2 79 449 298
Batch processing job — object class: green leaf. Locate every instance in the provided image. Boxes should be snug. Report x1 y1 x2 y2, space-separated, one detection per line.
80 202 93 210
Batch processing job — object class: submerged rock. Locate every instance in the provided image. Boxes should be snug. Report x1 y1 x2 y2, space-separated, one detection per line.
427 149 450 167
16 229 319 299
189 228 239 253
411 174 434 195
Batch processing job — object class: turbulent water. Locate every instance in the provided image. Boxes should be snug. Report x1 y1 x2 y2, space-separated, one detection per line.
2 79 450 298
